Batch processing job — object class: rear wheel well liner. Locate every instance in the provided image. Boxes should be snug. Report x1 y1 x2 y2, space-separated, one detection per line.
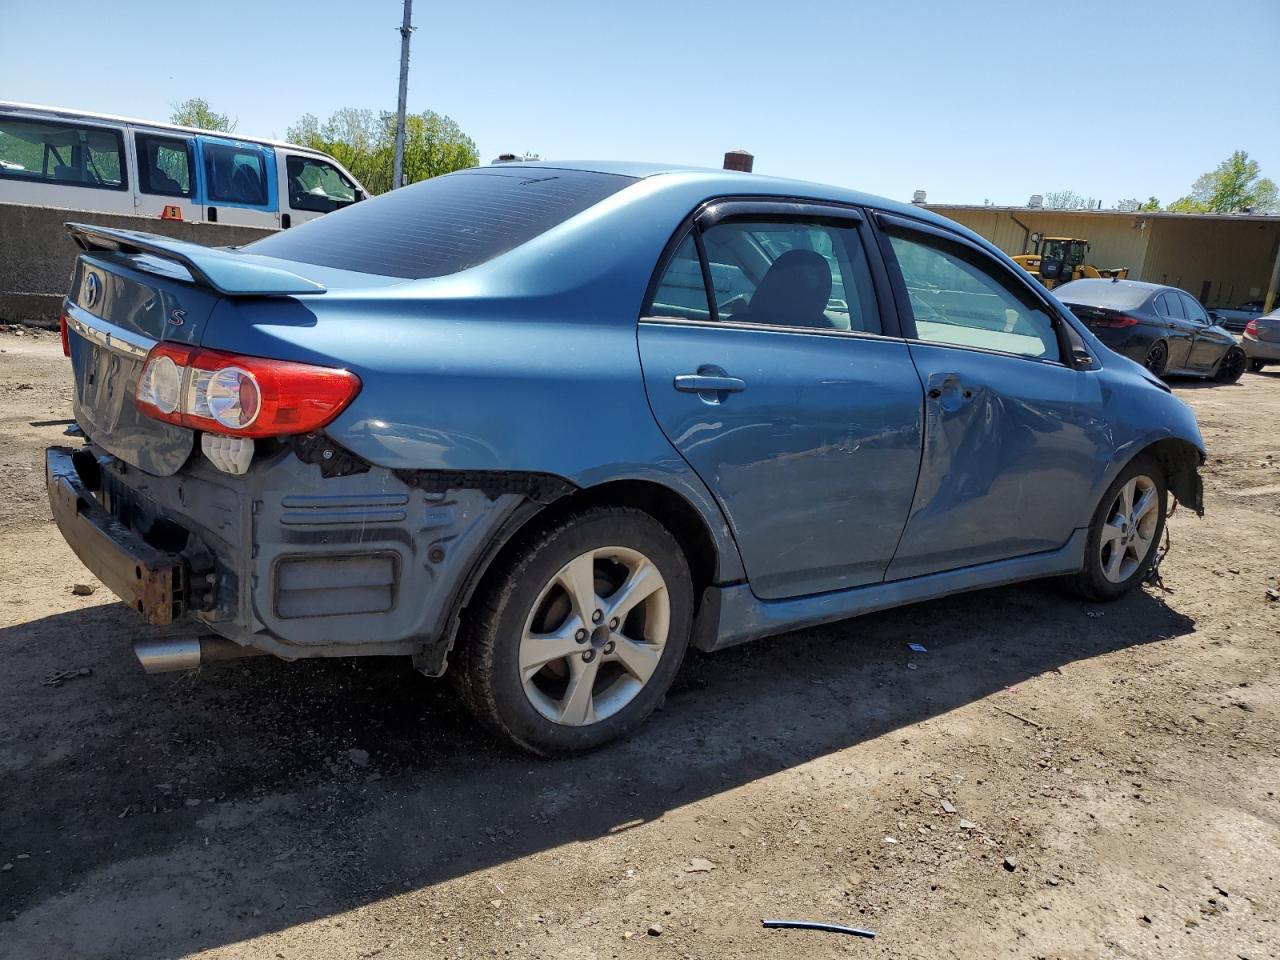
421 478 722 677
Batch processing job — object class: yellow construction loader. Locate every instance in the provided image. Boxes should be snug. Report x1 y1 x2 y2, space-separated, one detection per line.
1012 237 1129 290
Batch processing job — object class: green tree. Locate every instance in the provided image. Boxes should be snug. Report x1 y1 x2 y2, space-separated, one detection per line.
1115 196 1161 212
1168 150 1278 214
1042 190 1098 210
170 98 237 132
288 107 478 195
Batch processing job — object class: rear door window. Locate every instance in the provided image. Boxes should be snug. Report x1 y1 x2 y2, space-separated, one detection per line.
248 167 635 279
646 234 711 322
137 134 193 197
286 155 357 213
0 116 126 190
1157 293 1185 320
698 219 880 333
204 141 268 206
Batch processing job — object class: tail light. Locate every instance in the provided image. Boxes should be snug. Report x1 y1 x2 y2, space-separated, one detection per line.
135 343 361 438
1091 314 1140 328
1244 319 1259 338
59 309 71 357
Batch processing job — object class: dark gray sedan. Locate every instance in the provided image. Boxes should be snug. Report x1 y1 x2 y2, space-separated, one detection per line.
1056 278 1246 382
1242 309 1280 371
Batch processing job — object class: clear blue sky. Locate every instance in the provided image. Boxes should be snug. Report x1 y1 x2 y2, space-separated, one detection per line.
3 0 1277 206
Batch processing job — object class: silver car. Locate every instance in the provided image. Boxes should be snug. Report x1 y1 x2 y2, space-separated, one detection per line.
1242 308 1280 371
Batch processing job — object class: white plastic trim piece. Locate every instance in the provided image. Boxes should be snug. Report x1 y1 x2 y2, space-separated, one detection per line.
201 433 254 476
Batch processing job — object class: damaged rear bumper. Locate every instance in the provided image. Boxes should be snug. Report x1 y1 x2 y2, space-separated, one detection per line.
45 438 559 672
46 447 186 625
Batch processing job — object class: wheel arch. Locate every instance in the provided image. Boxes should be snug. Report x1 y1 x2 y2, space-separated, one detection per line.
1135 437 1204 517
421 477 729 677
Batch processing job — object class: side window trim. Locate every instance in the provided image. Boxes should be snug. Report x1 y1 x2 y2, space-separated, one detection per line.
871 211 1073 366
641 196 902 339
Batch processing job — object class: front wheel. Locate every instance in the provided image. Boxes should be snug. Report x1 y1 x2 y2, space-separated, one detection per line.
452 507 693 755
1072 455 1167 602
1214 346 1247 383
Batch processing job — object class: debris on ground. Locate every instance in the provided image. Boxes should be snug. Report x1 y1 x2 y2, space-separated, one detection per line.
685 857 715 872
941 799 957 814
346 748 370 767
762 919 876 939
70 583 96 596
1004 857 1018 872
42 667 92 688
908 643 927 653
647 923 663 937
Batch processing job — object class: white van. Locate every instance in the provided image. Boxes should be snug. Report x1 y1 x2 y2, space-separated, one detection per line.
0 102 368 229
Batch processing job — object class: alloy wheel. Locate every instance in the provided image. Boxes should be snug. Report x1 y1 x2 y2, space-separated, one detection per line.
1099 475 1159 583
518 546 670 726
1144 342 1167 375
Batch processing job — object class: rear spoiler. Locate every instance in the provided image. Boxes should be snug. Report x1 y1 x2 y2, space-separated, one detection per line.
66 223 326 297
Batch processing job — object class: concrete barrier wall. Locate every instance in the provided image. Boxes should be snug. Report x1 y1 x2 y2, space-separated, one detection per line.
0 203 275 328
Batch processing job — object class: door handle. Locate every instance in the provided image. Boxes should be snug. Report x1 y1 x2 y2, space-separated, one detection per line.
674 374 746 394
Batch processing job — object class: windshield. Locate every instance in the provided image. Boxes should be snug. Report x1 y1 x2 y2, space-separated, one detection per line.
248 166 635 279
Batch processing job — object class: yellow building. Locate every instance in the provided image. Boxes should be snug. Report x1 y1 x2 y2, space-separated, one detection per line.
925 204 1280 309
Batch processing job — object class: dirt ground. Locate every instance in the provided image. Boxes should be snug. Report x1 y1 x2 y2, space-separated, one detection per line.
0 326 1277 960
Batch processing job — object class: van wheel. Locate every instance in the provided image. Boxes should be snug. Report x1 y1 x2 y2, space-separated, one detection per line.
453 507 693 755
1071 455 1167 602
1214 347 1246 383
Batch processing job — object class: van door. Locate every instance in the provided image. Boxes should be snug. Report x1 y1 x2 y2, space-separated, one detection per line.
278 150 360 227
130 128 202 222
195 135 279 227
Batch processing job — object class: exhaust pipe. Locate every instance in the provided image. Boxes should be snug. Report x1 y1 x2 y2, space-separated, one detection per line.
133 635 268 674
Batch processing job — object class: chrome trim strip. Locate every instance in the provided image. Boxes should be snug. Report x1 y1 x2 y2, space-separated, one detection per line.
64 303 155 360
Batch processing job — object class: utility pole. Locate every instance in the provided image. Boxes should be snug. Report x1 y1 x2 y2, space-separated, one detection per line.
393 0 414 191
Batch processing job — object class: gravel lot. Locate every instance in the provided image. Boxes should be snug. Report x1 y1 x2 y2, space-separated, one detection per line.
1 326 1277 960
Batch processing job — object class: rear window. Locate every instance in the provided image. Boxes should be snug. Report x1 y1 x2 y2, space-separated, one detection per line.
0 116 126 190
1055 280 1150 311
247 167 635 279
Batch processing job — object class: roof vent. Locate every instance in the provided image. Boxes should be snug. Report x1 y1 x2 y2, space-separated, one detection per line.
912 190 927 205
1028 194 1044 209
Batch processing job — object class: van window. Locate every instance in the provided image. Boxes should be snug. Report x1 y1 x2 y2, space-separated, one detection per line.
204 142 267 206
286 155 356 213
137 134 193 197
0 117 126 190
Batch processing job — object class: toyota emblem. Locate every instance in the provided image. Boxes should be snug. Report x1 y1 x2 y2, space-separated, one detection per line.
84 273 102 309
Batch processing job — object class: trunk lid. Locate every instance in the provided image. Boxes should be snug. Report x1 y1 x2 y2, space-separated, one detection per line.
1257 315 1280 342
61 223 341 476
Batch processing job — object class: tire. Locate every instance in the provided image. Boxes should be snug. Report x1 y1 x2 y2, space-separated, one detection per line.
452 506 693 755
1071 454 1167 602
1143 340 1169 378
1248 359 1266 373
1214 346 1247 383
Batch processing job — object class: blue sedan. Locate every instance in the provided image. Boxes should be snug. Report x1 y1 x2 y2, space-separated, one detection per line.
47 162 1206 753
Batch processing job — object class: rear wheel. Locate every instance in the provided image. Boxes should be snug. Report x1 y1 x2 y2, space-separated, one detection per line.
1143 340 1169 377
453 507 693 755
1072 455 1166 602
1249 358 1267 373
1214 346 1246 383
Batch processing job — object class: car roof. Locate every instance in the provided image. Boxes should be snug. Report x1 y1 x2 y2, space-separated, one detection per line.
1059 277 1168 295
486 160 971 233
